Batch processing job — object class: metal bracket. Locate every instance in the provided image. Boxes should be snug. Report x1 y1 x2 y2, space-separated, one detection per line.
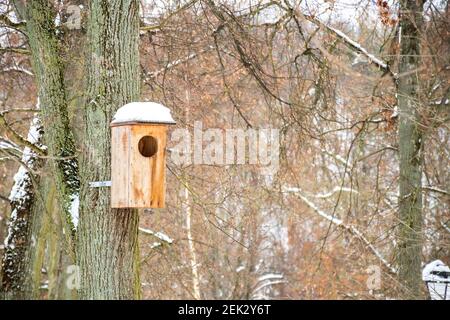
89 180 112 188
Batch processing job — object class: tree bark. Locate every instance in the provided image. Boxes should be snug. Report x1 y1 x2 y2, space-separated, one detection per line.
77 0 141 299
1 118 44 300
23 1 80 225
1 0 81 299
397 0 426 298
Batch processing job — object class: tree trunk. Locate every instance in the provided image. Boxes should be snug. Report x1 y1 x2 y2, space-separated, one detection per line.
1 117 44 299
77 0 141 299
1 0 81 299
23 1 80 227
397 0 426 298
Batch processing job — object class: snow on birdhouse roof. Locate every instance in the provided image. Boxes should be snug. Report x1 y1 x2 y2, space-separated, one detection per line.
423 260 450 300
423 260 450 282
111 102 176 125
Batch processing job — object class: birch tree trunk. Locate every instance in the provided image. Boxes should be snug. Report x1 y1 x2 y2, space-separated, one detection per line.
183 79 201 300
397 0 426 298
183 184 201 299
77 0 141 299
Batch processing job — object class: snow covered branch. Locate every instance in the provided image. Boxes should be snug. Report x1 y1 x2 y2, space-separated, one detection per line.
314 186 358 199
139 227 174 245
284 186 358 199
145 46 214 80
296 11 394 77
0 111 47 156
251 273 286 299
320 148 349 166
283 186 397 274
147 52 198 79
1 65 34 76
0 137 22 154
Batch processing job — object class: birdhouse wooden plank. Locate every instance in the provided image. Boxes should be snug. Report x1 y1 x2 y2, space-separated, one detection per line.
110 102 176 209
111 125 130 208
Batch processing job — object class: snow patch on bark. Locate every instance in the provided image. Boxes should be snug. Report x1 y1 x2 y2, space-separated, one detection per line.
69 194 79 229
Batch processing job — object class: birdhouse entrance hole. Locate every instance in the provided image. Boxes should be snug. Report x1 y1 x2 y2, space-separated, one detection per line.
138 135 158 157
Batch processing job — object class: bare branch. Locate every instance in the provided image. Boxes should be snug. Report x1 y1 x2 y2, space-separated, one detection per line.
140 0 199 32
145 47 214 80
0 112 47 156
0 13 26 31
284 186 397 274
291 10 395 78
423 186 449 196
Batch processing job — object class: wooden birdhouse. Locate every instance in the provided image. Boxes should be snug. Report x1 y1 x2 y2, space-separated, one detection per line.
110 102 176 208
